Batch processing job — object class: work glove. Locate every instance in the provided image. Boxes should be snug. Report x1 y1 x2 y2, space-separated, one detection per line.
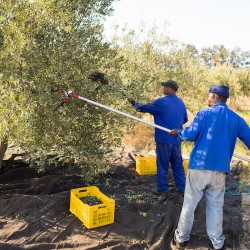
169 129 179 137
127 97 134 103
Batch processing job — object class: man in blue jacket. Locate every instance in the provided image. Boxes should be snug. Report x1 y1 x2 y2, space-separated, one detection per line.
169 84 250 250
128 80 188 196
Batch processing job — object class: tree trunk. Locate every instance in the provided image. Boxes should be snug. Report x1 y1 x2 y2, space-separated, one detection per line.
0 139 8 171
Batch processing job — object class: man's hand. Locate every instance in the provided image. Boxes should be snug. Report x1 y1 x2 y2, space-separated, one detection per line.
127 97 134 103
169 129 179 137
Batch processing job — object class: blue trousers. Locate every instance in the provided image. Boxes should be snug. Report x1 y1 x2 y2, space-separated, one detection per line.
156 143 186 192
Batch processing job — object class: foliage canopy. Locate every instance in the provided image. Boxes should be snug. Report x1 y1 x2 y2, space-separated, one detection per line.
0 0 129 165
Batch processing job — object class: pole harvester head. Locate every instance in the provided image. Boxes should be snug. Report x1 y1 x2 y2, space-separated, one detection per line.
88 72 128 98
53 88 79 112
88 72 109 85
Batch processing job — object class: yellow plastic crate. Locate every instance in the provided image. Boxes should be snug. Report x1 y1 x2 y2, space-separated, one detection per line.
70 186 115 229
136 156 157 175
135 156 189 175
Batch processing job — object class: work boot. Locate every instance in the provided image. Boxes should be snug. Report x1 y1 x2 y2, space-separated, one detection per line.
170 235 188 250
152 188 172 198
152 188 166 196
169 186 184 197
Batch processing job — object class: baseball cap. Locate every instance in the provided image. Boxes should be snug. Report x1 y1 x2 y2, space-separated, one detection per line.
161 80 179 91
209 84 230 98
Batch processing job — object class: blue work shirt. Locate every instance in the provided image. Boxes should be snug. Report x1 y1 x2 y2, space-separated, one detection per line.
178 102 250 173
131 94 188 144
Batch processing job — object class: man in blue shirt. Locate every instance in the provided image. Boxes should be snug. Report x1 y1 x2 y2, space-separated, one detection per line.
169 84 250 250
128 80 188 196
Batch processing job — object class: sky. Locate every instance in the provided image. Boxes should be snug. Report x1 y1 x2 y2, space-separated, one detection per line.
103 0 250 51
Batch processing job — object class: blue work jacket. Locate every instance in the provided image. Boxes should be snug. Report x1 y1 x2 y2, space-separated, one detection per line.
178 102 250 173
131 94 188 144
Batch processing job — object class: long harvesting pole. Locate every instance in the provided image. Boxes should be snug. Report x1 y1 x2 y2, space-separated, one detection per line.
56 89 250 162
77 95 250 162
77 95 171 133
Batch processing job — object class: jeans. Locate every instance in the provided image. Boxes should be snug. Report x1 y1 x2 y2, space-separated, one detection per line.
175 169 226 249
156 143 186 192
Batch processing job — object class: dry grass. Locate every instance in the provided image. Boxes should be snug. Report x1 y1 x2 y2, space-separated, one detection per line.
229 96 250 123
239 164 250 185
123 123 155 154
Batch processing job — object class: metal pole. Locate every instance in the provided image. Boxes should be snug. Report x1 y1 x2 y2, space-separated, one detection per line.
76 95 249 162
232 153 250 162
77 95 171 133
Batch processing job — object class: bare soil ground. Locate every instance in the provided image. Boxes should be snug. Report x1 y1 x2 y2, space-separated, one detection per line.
0 149 249 250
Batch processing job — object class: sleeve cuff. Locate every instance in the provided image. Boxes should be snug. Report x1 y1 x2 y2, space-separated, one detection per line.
177 130 183 139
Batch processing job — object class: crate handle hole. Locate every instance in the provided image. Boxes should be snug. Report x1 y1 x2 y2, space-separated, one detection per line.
79 190 87 193
98 206 107 209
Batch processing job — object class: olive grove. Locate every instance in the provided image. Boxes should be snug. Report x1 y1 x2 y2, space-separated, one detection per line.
1 2 249 170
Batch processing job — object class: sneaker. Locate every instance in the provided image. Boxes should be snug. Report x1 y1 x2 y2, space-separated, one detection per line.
213 243 225 250
170 235 188 250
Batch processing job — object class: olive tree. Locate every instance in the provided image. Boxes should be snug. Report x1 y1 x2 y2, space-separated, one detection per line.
109 25 212 115
0 0 129 169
